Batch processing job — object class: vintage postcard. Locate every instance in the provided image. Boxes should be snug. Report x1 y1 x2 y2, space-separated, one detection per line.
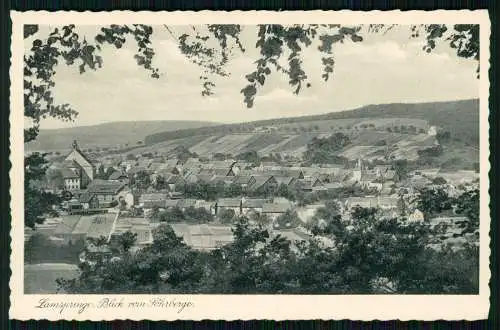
10 10 491 320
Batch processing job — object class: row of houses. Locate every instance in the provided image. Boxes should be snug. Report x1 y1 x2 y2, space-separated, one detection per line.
140 194 293 221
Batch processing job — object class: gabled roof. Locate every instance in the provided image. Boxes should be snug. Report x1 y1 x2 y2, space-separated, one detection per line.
79 192 96 203
66 146 94 168
61 168 79 179
275 176 295 186
232 175 254 185
250 175 276 191
53 215 82 235
61 159 80 168
86 179 124 194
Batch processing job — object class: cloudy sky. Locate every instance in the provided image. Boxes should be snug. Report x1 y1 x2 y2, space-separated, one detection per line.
27 25 479 129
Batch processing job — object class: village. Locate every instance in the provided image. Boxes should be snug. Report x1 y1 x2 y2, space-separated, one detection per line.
25 133 480 266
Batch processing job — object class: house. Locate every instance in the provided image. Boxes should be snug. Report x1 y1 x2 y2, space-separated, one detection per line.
267 169 304 179
71 213 117 240
157 174 186 191
169 191 183 199
80 180 125 208
49 215 87 245
232 175 257 189
127 165 151 176
382 170 397 181
160 199 179 210
216 198 242 215
63 140 96 189
344 196 398 211
359 171 378 188
236 162 254 170
274 176 297 187
262 202 291 220
79 192 100 209
61 167 81 191
213 167 236 176
170 223 234 251
212 175 235 186
117 189 139 208
119 160 137 172
366 181 383 192
344 197 376 210
273 228 310 246
196 173 217 184
241 198 267 215
376 197 399 210
257 161 279 170
374 165 391 176
195 200 217 214
323 182 344 191
140 193 168 209
111 217 153 245
177 198 198 210
249 175 278 193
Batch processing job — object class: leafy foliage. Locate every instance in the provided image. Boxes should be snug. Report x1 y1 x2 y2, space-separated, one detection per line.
304 133 351 164
58 206 478 294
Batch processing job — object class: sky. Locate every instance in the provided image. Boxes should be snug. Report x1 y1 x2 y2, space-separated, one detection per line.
25 25 479 130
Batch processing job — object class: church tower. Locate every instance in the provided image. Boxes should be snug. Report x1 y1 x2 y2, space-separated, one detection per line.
352 158 363 181
64 140 96 188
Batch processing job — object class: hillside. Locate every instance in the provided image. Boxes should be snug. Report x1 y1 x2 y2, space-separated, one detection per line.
145 99 479 146
129 99 478 171
25 120 218 151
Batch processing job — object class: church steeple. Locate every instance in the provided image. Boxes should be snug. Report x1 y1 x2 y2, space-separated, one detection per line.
72 140 79 151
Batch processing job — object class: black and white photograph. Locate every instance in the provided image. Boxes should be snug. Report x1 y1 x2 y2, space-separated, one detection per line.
10 10 490 321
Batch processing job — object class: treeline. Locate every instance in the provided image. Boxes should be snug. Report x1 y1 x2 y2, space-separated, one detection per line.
303 133 351 165
144 99 478 147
